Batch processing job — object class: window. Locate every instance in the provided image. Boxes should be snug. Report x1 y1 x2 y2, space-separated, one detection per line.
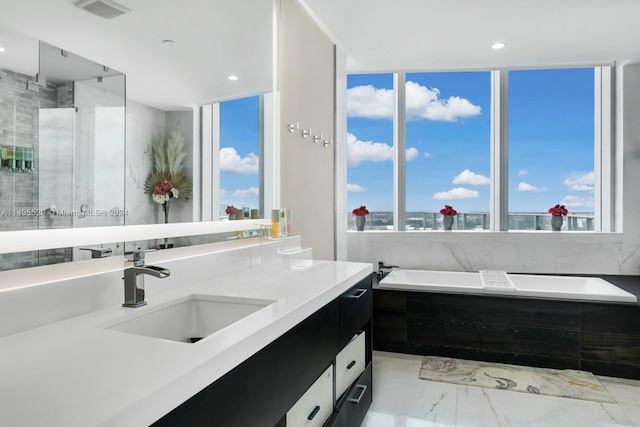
219 96 260 216
508 68 595 231
346 66 610 232
347 74 394 230
405 71 491 230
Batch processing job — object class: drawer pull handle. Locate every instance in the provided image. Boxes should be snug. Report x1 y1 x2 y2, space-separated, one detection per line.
308 405 321 420
348 384 368 404
348 288 367 299
347 360 357 369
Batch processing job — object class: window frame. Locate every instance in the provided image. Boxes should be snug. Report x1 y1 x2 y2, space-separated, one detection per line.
361 66 614 232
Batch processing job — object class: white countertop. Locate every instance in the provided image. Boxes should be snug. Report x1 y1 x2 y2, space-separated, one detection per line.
0 259 371 427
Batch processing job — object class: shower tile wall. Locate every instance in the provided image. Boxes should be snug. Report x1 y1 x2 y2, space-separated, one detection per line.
0 68 64 270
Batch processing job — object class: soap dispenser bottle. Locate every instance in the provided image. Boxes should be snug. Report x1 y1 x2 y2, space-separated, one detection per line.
271 209 280 239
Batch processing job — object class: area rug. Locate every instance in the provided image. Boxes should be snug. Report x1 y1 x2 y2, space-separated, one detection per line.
419 356 616 403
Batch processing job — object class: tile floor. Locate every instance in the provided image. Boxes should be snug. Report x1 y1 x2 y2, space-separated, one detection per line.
362 351 640 427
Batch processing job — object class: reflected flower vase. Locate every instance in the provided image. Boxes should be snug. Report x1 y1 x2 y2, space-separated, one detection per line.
355 215 366 231
551 215 563 231
162 200 170 224
443 215 454 230
159 201 174 249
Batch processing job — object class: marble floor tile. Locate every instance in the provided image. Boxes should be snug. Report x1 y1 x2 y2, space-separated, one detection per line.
456 384 633 427
364 351 640 427
365 352 458 426
599 376 640 425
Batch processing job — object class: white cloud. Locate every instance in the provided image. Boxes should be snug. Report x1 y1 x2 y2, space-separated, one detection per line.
347 133 419 166
347 81 481 122
406 147 419 161
561 195 594 209
424 152 433 158
563 172 594 192
452 169 490 186
347 133 392 166
518 182 547 193
433 187 480 200
406 81 482 122
220 186 259 198
220 147 259 174
347 183 368 193
518 169 528 176
346 85 394 119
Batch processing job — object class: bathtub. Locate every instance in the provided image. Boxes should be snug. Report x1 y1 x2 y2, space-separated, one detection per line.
379 269 638 303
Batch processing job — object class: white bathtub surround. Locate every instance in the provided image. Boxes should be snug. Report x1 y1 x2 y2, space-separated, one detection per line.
0 238 367 427
364 352 640 427
347 231 633 275
379 269 637 303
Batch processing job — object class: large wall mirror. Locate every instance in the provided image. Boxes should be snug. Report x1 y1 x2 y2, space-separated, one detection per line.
0 0 276 268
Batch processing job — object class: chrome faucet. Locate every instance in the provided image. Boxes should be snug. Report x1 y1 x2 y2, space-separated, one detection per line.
123 250 170 308
80 247 113 258
377 261 399 280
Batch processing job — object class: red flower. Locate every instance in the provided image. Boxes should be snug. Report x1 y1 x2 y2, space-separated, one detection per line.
352 205 369 216
153 180 174 195
548 204 568 216
439 205 457 216
225 205 238 215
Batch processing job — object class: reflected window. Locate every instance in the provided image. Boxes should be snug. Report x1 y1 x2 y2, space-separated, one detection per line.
219 96 260 215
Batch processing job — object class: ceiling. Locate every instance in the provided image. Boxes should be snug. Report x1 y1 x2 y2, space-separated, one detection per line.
302 0 640 72
2 0 640 111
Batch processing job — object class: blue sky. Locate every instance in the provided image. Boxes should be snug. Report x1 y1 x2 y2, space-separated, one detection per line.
219 96 260 211
216 69 595 216
346 69 595 214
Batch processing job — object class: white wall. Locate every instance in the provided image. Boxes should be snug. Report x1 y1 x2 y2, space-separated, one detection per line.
279 0 336 260
346 63 640 275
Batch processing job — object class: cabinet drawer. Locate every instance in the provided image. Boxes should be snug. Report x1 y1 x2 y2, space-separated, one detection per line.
286 365 334 427
335 332 366 400
339 278 372 350
333 363 372 427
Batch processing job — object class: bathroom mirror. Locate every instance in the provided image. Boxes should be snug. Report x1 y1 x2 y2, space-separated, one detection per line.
0 0 276 265
37 41 126 231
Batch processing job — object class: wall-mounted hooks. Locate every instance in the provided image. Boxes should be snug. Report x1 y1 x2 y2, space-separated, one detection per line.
287 122 332 148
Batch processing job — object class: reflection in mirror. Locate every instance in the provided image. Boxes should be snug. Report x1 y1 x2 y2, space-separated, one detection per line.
0 40 126 269
0 0 276 271
37 41 126 233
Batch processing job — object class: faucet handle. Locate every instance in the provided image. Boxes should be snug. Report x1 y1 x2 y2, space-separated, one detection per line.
124 249 156 266
80 247 113 258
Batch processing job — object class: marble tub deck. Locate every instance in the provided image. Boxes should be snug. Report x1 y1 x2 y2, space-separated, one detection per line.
363 351 640 427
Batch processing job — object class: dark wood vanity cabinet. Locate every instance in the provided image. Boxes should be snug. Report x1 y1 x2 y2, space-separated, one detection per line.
153 275 373 427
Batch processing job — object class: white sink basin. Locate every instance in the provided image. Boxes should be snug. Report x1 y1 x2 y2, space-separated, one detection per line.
104 294 276 343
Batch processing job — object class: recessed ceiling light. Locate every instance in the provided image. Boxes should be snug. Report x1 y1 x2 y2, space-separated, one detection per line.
227 75 239 81
0 46 5 52
492 42 506 50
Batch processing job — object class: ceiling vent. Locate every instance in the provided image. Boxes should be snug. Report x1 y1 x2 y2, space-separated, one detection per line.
74 0 132 19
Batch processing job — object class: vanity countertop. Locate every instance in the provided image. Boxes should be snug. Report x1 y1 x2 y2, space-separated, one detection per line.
0 259 371 427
